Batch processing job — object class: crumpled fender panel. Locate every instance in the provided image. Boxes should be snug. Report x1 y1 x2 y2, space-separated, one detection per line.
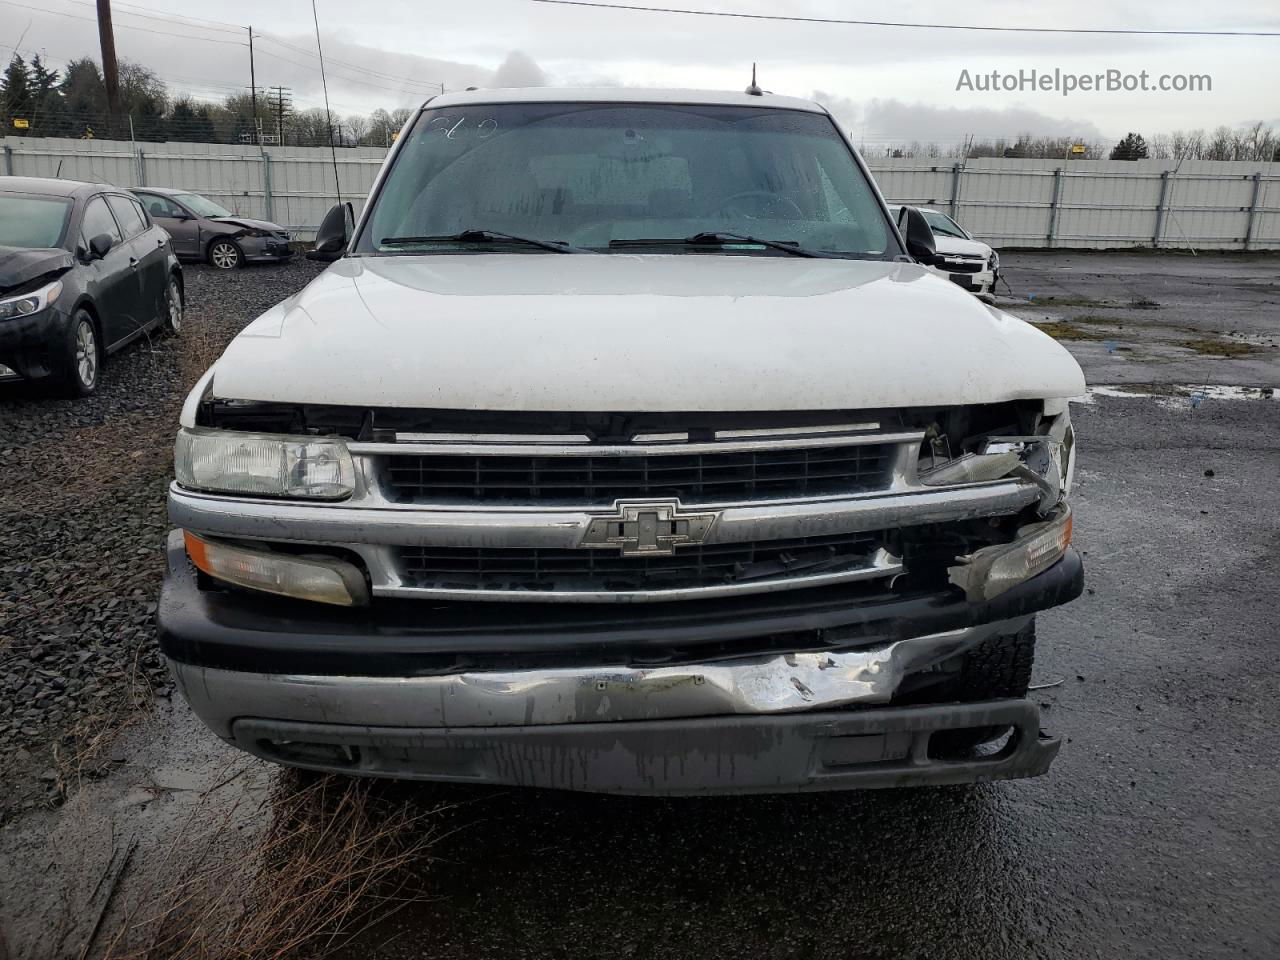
0 246 74 296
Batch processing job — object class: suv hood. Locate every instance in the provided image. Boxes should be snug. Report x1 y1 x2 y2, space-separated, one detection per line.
209 255 1083 411
933 235 992 259
0 246 75 296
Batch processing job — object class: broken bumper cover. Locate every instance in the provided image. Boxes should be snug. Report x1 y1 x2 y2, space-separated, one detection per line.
0 303 69 381
238 235 294 262
160 531 1081 793
224 701 1059 795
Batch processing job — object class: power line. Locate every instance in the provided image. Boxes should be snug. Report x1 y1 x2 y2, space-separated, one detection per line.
251 33 447 93
0 0 248 45
252 47 437 99
40 0 448 92
530 0 1280 37
105 0 245 34
53 0 245 36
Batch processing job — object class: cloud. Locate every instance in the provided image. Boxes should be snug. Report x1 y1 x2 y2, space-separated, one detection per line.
492 51 548 88
811 91 1105 144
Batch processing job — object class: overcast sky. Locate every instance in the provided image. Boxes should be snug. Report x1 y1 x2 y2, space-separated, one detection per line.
4 0 1279 144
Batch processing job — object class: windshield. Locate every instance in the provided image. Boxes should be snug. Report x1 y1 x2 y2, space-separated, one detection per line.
174 193 233 218
923 211 969 240
0 194 73 249
358 102 896 258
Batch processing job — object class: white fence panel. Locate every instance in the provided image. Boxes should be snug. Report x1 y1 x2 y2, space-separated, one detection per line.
4 136 1279 249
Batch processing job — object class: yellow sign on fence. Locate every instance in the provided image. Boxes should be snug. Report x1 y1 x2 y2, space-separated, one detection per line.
12 118 29 129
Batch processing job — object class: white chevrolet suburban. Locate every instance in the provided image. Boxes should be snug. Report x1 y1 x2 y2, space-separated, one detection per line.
160 88 1085 795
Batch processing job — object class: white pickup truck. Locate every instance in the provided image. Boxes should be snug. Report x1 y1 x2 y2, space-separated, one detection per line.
160 88 1084 795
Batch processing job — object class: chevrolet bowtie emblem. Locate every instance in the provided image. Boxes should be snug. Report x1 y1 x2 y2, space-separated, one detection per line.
580 500 719 557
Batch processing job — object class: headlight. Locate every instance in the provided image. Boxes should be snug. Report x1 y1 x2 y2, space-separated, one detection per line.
0 279 62 321
175 428 355 499
948 506 1073 601
184 531 368 606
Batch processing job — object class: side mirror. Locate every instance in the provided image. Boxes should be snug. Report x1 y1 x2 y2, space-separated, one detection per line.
88 233 114 260
307 202 354 261
899 206 938 264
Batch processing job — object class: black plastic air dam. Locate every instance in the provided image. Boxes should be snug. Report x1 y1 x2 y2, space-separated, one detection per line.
158 530 1084 676
230 699 1060 795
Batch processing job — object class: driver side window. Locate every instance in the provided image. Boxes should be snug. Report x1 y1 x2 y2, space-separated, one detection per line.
142 194 183 219
80 197 122 250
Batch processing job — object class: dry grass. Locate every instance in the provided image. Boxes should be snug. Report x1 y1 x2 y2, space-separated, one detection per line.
1177 337 1261 358
1032 294 1112 308
1030 320 1115 342
97 772 446 960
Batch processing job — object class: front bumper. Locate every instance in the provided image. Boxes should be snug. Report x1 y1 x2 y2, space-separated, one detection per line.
946 268 995 296
239 236 294 262
0 305 69 381
223 701 1060 795
160 530 1081 793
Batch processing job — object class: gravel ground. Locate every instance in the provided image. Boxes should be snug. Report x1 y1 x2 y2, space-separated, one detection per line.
0 259 323 819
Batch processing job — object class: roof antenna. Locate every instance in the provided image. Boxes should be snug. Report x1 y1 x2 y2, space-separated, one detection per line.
745 62 763 96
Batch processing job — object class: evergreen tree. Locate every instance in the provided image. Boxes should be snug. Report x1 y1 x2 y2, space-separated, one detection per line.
1109 132 1149 161
168 97 217 143
60 57 106 137
28 55 64 134
1 54 34 129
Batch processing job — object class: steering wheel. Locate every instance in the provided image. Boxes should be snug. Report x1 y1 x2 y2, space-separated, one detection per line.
715 190 805 220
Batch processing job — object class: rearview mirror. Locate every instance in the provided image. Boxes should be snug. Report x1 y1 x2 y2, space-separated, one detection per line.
898 206 938 265
307 202 354 261
88 233 114 260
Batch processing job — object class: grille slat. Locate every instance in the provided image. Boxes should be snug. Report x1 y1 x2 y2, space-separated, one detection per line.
398 532 881 593
384 444 892 504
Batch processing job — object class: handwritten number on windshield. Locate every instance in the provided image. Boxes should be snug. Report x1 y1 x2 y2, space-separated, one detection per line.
427 116 499 141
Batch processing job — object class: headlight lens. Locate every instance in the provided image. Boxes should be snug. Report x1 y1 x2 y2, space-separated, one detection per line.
949 506 1072 601
184 531 367 606
175 428 355 499
0 279 62 321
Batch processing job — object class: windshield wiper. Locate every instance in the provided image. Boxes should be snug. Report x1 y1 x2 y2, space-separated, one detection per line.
380 229 583 254
609 232 825 258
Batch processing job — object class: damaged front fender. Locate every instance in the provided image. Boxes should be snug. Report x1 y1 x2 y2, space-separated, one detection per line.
0 247 75 297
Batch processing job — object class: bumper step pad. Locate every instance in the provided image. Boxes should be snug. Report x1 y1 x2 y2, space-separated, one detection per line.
232 698 1058 796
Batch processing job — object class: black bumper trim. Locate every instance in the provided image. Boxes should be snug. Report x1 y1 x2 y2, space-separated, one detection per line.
230 698 1059 795
158 530 1083 676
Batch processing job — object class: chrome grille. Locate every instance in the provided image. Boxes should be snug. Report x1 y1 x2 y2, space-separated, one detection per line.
383 444 893 504
398 532 882 594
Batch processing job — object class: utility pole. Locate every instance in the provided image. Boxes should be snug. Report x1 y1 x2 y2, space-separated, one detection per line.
96 0 121 138
248 26 258 141
266 86 291 146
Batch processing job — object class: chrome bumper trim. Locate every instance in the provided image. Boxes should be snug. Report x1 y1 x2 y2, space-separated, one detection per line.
170 616 1032 736
364 547 903 603
168 479 1039 551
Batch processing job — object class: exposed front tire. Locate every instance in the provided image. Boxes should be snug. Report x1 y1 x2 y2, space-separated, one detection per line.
208 238 242 270
930 620 1037 753
164 275 184 334
61 310 101 397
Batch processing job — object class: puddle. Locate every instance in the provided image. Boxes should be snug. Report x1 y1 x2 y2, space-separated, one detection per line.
1075 383 1278 408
